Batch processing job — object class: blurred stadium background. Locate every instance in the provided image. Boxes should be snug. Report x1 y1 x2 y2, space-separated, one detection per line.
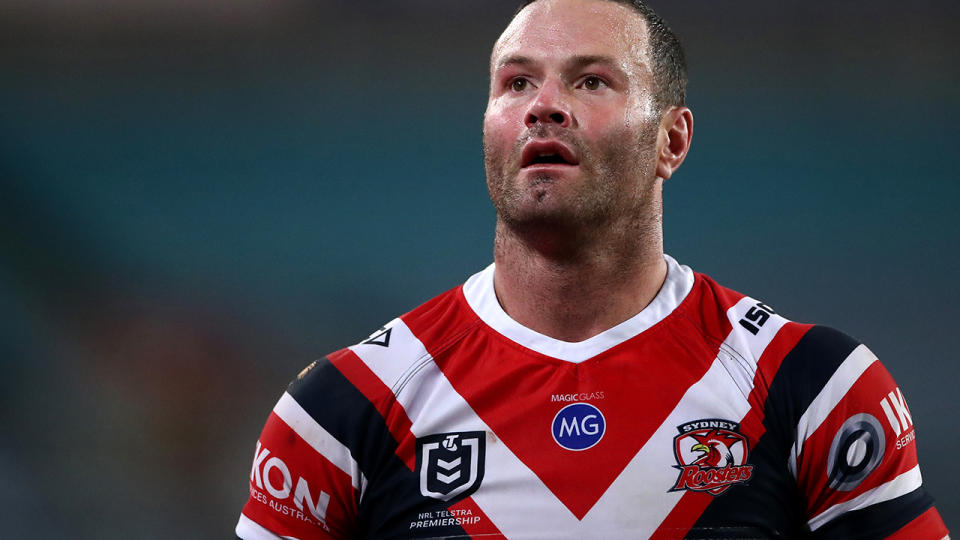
1 0 956 536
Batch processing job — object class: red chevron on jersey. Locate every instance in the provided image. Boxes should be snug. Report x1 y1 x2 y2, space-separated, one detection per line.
405 256 729 522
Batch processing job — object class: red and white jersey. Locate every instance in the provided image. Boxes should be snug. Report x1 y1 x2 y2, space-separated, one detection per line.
236 256 948 539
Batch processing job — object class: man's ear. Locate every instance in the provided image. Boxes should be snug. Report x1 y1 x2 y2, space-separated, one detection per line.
655 106 694 180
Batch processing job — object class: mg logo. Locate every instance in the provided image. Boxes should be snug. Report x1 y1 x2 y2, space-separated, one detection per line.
552 402 606 451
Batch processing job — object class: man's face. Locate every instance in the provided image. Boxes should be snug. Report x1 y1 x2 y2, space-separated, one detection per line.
483 0 662 231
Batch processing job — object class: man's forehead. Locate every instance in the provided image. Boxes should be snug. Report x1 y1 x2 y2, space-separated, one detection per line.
490 0 651 70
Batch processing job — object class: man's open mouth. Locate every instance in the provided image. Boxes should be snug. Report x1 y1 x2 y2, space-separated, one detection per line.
521 141 579 168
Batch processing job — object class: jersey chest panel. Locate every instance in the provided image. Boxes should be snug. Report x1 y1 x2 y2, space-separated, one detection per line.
356 310 787 538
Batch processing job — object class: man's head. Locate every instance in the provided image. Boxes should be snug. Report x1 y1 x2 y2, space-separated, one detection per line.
482 0 693 246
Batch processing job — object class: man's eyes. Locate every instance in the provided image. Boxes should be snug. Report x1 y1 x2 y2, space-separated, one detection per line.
504 75 608 92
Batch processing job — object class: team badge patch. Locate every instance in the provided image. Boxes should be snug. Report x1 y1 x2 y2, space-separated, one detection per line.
670 419 754 496
416 432 486 502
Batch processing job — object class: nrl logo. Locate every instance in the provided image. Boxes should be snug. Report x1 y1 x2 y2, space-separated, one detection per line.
416 432 486 502
669 419 754 496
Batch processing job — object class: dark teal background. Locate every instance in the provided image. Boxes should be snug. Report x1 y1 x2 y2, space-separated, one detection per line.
2 1 956 536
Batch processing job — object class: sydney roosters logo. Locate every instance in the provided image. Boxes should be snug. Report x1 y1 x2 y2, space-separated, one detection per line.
669 419 754 496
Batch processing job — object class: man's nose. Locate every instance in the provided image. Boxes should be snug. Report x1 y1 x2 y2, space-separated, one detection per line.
524 81 572 128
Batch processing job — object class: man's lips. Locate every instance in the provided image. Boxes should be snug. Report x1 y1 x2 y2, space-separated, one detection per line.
520 140 580 168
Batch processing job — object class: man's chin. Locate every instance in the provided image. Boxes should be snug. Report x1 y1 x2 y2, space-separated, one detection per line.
497 198 589 231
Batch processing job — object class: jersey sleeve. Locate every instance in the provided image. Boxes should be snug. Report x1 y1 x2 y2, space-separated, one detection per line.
788 329 948 538
236 359 365 540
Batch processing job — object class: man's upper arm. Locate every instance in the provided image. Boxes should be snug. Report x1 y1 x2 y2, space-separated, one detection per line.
790 332 948 538
236 358 364 540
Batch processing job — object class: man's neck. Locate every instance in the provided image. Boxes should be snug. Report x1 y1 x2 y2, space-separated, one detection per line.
491 219 667 343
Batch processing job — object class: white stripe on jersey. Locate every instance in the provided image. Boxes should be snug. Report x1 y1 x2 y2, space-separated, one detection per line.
352 317 418 396
350 318 576 536
788 345 878 478
807 464 923 531
346 297 790 537
236 512 299 540
274 392 366 492
720 296 790 400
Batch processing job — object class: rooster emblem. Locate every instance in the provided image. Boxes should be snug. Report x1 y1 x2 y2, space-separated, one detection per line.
671 420 755 496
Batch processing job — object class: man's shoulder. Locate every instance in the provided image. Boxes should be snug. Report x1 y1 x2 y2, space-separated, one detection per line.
293 276 482 397
689 270 870 377
688 277 945 538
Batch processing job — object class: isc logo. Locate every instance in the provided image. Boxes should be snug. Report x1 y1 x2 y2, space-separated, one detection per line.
552 402 606 451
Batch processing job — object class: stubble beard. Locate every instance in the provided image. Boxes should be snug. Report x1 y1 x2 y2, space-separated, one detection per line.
483 120 660 244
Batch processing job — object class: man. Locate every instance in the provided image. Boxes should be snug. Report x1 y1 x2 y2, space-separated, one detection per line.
236 0 949 538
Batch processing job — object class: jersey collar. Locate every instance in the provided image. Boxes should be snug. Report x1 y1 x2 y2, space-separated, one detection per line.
461 254 695 363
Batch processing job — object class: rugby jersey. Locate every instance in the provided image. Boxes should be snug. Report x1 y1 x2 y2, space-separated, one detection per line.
236 256 948 539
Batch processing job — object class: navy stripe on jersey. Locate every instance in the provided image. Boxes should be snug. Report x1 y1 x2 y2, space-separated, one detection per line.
811 487 935 539
288 357 469 539
688 326 861 537
761 325 861 442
